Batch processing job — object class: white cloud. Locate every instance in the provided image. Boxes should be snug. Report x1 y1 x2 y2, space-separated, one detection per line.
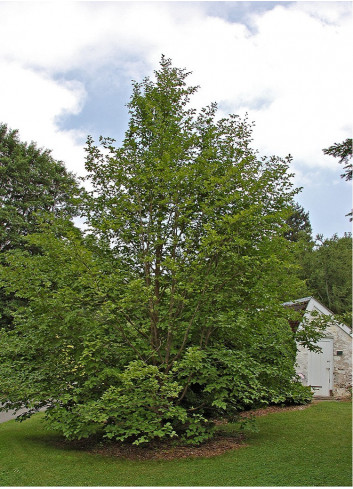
298 1 351 25
0 61 86 174
243 3 352 169
0 0 351 183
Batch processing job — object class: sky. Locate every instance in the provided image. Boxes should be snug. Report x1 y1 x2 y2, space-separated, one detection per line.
0 0 351 238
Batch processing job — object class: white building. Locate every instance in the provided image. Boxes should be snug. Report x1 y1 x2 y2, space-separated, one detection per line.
284 297 352 398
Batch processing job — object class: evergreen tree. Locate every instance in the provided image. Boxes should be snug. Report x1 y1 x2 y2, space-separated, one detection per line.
285 202 312 243
323 138 352 220
323 138 352 181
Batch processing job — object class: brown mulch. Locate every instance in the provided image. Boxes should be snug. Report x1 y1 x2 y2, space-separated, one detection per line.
92 432 247 460
53 403 313 461
239 402 312 418
54 431 246 460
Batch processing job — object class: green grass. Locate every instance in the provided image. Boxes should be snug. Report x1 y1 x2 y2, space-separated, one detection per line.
0 401 351 486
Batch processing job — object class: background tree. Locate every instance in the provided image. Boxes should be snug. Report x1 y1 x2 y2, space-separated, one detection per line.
0 123 79 251
323 138 352 220
0 57 313 445
0 124 80 328
284 202 352 325
323 138 352 181
284 202 312 243
300 233 352 324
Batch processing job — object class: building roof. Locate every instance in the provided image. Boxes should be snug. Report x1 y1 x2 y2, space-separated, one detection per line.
283 296 312 310
283 296 352 336
283 297 312 332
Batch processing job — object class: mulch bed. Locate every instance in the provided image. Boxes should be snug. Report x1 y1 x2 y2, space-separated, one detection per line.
239 402 312 418
92 432 247 460
54 403 312 460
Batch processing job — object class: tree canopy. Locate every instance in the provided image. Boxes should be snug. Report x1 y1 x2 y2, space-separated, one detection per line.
0 57 314 445
300 233 352 324
285 202 312 243
0 124 80 329
0 123 79 252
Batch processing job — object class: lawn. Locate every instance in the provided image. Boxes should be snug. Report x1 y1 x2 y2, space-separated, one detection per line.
0 401 351 486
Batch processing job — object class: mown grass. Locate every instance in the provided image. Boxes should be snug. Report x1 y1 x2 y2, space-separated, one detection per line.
0 401 351 486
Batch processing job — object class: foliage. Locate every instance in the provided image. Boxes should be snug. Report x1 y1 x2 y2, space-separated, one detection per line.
284 200 352 325
300 233 352 324
284 202 312 243
0 124 80 328
323 137 352 181
323 138 352 220
0 57 314 445
294 309 333 352
274 381 313 405
0 223 307 444
0 123 79 251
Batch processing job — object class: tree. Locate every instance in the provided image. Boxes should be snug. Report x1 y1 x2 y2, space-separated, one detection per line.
284 202 352 322
0 124 80 328
300 233 352 324
323 138 352 181
0 57 313 445
323 138 352 220
284 202 312 243
0 124 79 251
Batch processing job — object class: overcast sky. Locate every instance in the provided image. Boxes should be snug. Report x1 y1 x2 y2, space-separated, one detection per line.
0 1 351 238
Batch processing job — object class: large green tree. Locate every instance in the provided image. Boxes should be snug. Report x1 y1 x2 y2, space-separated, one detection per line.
0 58 313 445
0 124 79 328
0 124 79 251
